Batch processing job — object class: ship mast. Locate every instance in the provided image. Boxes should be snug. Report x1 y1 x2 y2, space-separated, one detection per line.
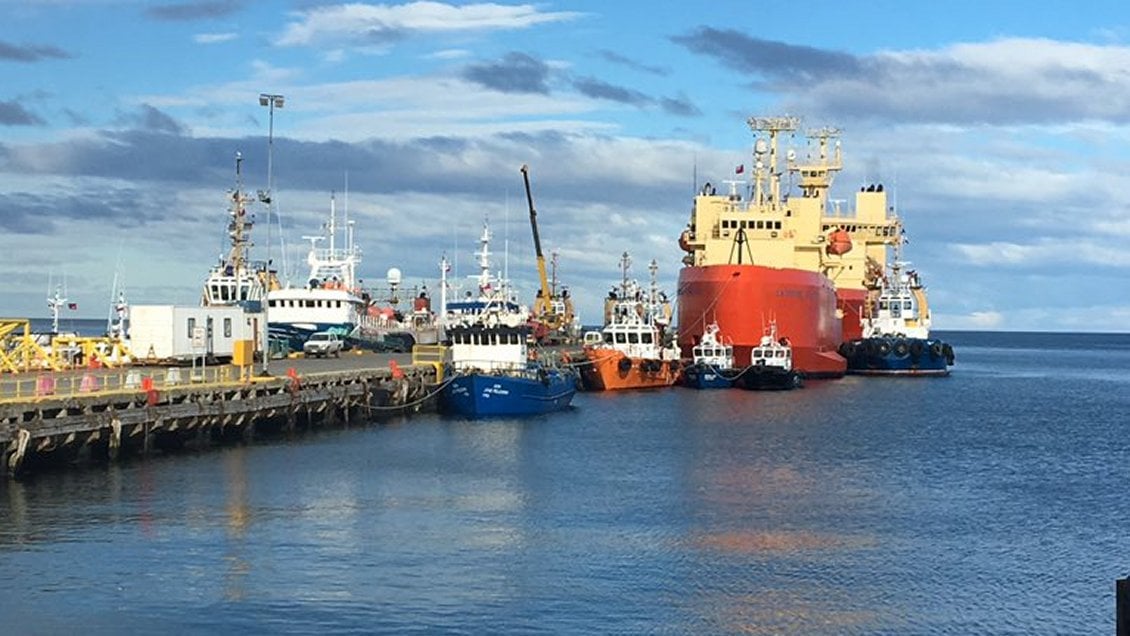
746 116 798 210
619 251 631 299
227 153 255 276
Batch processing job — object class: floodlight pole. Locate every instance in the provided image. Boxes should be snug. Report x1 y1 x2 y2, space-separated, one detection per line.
259 92 284 375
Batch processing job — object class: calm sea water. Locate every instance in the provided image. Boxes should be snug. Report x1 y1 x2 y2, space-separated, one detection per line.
1 330 1128 634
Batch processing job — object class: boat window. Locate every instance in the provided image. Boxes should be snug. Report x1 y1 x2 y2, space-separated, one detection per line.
187 317 196 339
879 301 888 311
224 318 232 338
904 301 913 310
752 349 761 358
777 350 785 358
305 300 315 308
628 332 639 344
641 332 652 344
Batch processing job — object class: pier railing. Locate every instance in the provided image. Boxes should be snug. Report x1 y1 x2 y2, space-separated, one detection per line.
0 365 245 404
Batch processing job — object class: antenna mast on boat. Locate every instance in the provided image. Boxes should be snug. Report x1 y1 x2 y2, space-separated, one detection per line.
619 251 631 298
228 152 254 276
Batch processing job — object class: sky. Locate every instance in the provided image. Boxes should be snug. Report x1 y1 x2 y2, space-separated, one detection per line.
2 0 1130 332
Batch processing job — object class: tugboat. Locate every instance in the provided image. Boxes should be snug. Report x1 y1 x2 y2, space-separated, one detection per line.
580 253 682 391
682 322 739 389
839 236 955 376
736 321 803 390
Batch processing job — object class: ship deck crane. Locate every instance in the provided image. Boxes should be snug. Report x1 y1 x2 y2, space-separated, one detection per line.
520 164 561 331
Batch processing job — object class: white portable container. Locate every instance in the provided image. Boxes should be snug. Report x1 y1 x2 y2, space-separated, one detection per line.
129 304 264 362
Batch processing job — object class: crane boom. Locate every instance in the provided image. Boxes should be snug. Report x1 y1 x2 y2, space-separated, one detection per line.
520 164 558 328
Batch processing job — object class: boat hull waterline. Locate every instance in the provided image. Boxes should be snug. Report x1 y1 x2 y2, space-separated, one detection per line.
440 369 577 417
676 264 845 378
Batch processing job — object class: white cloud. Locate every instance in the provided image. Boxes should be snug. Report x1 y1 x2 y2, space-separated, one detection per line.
276 1 583 47
193 32 238 44
954 239 1130 268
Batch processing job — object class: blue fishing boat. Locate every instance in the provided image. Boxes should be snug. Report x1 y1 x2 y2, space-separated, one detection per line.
440 323 576 417
682 322 738 389
840 240 955 376
437 222 575 417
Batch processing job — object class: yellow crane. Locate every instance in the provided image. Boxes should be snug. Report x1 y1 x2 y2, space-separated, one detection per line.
520 164 562 332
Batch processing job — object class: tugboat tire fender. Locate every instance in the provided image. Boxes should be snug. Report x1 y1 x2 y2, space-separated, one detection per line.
930 342 944 357
894 340 909 357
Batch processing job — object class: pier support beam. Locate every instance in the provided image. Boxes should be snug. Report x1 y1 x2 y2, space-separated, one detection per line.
108 418 122 462
7 429 30 476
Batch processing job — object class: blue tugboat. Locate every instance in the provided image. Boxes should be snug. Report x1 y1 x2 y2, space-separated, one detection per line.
736 321 803 390
683 322 738 389
839 244 955 376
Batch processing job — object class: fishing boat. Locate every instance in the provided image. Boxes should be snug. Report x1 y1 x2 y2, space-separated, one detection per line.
839 237 955 376
736 321 803 390
580 253 681 391
682 322 739 389
266 193 441 353
439 322 577 417
438 235 575 416
676 116 903 377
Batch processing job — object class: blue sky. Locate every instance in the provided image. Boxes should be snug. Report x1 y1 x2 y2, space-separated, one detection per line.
3 0 1130 332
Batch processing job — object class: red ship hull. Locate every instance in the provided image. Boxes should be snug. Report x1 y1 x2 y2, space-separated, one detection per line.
837 288 866 342
676 265 846 378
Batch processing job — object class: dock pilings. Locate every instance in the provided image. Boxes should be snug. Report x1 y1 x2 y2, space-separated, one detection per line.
1 364 439 478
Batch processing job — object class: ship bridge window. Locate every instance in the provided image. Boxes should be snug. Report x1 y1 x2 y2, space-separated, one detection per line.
904 301 913 310
604 332 614 344
641 332 653 344
628 332 639 344
615 333 626 344
879 301 888 310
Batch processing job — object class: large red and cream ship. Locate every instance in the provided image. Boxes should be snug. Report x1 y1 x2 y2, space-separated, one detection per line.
676 116 900 378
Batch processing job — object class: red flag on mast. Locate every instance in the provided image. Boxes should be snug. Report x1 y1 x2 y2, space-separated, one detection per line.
735 164 745 174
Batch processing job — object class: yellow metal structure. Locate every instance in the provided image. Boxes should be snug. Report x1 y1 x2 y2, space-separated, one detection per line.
0 319 56 373
520 164 560 330
412 344 447 382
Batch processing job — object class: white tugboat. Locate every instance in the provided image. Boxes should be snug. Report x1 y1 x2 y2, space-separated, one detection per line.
839 234 955 376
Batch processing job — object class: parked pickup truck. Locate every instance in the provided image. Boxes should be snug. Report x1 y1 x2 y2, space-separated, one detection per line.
303 332 343 358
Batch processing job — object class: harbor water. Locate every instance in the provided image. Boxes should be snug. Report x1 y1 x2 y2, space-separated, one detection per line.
1 331 1128 634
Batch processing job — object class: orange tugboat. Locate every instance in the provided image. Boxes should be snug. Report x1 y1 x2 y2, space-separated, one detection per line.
580 252 681 391
676 116 902 377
